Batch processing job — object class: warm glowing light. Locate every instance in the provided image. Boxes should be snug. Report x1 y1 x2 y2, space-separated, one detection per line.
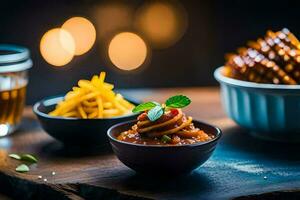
135 1 188 49
40 28 75 66
62 17 96 55
108 32 147 70
93 3 133 40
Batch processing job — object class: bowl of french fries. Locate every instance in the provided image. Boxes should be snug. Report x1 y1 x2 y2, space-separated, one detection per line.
33 72 140 145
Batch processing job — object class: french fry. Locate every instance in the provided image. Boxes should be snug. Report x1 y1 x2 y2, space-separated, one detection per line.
99 72 106 83
96 97 103 118
80 91 102 101
91 75 98 84
78 80 97 92
77 104 87 119
104 83 114 90
103 109 120 118
114 101 129 113
49 71 135 119
72 87 80 91
116 94 133 109
83 106 98 113
82 100 97 107
103 102 113 109
62 111 79 118
88 111 98 119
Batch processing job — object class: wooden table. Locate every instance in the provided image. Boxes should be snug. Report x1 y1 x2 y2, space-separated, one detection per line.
0 87 300 200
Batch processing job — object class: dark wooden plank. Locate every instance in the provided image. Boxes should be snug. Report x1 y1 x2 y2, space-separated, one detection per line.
234 189 300 200
0 193 11 200
0 87 299 200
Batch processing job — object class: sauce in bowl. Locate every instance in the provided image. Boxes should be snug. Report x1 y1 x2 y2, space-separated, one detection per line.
117 108 214 145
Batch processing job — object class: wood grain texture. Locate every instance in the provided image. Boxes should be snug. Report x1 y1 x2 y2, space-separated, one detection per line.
0 87 299 200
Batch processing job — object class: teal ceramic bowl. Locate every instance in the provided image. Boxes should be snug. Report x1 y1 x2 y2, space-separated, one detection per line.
214 66 300 142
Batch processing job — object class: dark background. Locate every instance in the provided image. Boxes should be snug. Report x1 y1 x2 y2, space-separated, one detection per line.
0 0 299 104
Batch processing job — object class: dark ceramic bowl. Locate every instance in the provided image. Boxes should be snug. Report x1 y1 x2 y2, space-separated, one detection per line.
107 120 222 174
33 95 140 146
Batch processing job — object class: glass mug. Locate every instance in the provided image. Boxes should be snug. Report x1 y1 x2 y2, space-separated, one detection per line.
0 45 32 136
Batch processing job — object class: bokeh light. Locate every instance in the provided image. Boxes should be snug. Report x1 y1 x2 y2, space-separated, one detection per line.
93 3 134 40
108 32 147 70
40 28 75 66
62 17 96 55
135 1 188 49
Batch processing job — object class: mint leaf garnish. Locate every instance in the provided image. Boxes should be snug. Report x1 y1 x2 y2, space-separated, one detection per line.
16 164 29 173
147 105 164 121
165 95 191 108
132 102 159 113
133 95 192 122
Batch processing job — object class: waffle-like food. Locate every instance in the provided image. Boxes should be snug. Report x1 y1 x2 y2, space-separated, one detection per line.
224 28 300 84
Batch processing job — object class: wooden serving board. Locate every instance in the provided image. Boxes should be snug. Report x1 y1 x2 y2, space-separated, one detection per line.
0 88 299 200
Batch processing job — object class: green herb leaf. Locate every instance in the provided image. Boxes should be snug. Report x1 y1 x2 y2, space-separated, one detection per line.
9 154 21 160
147 105 164 121
165 95 191 108
16 164 29 173
161 135 172 143
21 154 38 163
132 102 160 113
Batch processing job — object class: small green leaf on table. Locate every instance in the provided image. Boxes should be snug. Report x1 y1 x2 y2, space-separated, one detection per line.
16 164 29 173
9 154 21 160
21 154 38 163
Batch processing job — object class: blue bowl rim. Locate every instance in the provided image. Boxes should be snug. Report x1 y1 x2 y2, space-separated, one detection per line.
214 66 300 90
107 119 222 148
33 94 140 121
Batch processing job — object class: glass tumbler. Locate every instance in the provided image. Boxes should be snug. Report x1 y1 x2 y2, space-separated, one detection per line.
0 45 32 136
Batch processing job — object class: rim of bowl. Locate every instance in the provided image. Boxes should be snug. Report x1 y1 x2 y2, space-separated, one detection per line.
33 95 140 121
0 45 32 73
214 66 300 90
107 119 222 148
